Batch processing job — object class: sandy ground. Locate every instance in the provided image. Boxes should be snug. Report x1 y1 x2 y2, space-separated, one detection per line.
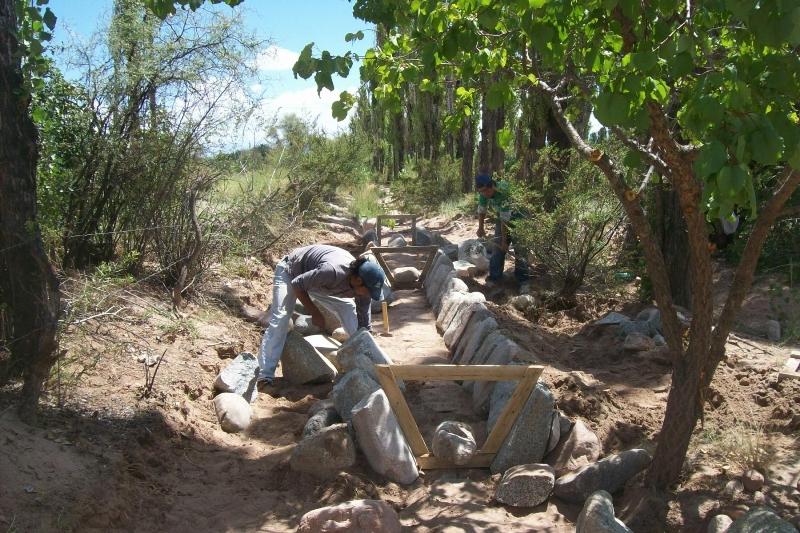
1 214 799 532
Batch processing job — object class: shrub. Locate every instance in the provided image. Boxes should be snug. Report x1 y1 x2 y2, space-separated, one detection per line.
390 156 462 212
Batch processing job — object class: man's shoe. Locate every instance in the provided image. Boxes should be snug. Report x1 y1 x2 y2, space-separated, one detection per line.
256 377 274 392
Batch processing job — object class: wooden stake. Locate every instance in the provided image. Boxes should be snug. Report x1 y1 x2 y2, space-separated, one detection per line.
382 301 389 333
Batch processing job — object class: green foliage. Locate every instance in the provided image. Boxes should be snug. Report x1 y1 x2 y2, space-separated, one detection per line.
143 0 243 19
15 0 57 93
300 0 800 224
513 144 625 302
390 157 462 212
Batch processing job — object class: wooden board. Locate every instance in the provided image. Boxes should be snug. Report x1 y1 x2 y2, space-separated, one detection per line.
371 245 439 287
779 357 800 381
375 363 545 470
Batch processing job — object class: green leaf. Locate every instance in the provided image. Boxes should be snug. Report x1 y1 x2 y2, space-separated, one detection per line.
632 51 658 72
42 8 56 30
724 0 752 19
529 0 547 8
750 122 783 165
788 142 800 170
695 140 728 179
497 128 513 150
716 165 746 196
292 43 316 79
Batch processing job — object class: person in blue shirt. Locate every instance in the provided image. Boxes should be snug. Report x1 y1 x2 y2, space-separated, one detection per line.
475 174 531 291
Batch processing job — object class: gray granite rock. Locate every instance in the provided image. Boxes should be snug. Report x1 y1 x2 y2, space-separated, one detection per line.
728 506 797 533
442 243 459 260
553 449 652 503
394 266 421 287
458 239 490 272
453 259 479 279
213 352 259 403
303 334 341 355
302 407 343 438
576 490 632 533
213 393 252 433
336 329 398 387
294 314 324 336
332 369 381 421
387 234 407 247
707 514 734 533
619 319 657 338
362 228 378 246
546 411 561 454
546 419 602 477
431 421 477 465
444 301 487 350
412 226 435 246
290 423 356 478
351 389 419 484
434 278 469 317
624 332 655 351
511 294 537 312
766 320 782 342
451 306 492 362
653 333 667 346
454 316 498 365
310 296 345 332
558 412 574 436
635 307 662 334
281 331 338 385
473 339 523 415
594 312 630 326
495 464 555 507
742 469 765 492
491 382 555 473
437 292 469 332
297 499 401 533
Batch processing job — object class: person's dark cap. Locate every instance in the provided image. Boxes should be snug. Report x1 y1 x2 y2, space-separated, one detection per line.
357 260 385 301
475 174 493 188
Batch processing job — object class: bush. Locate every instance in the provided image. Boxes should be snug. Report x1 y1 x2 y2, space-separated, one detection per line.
390 157 462 212
512 144 625 307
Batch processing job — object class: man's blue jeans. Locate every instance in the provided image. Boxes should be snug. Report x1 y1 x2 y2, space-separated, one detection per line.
488 222 530 283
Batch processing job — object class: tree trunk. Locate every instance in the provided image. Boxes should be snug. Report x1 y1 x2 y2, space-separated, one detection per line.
460 116 475 193
491 103 505 172
478 92 493 175
0 0 61 421
662 188 692 307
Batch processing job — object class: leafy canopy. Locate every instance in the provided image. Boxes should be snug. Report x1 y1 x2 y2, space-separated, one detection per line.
296 0 800 221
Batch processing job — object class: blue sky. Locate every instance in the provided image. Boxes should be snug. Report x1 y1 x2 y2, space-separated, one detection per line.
47 0 372 142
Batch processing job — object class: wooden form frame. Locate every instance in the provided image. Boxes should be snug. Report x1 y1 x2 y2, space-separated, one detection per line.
371 245 438 287
374 364 544 469
779 350 800 381
376 214 418 246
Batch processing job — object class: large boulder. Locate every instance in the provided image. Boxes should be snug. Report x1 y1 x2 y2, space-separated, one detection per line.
623 333 655 351
310 296 345 333
727 506 797 533
294 314 324 336
351 389 419 485
290 423 356 478
387 233 407 247
453 315 498 365
297 499 401 533
213 393 252 433
545 419 602 477
281 331 338 385
462 329 506 367
302 406 343 438
444 301 487 349
336 329 396 386
412 225 435 246
545 411 562 454
635 307 662 334
707 514 734 533
553 449 652 503
453 259 479 279
458 239 490 273
434 278 469 317
303 334 341 356
472 340 524 414
490 382 555 473
394 267 421 287
494 464 555 507
431 421 477 466
576 490 632 533
450 306 492 361
331 369 381 422
361 228 378 246
213 352 259 403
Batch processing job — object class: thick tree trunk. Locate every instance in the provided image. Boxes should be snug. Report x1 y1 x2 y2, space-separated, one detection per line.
478 92 493 175
460 116 475 193
0 0 61 421
662 188 692 308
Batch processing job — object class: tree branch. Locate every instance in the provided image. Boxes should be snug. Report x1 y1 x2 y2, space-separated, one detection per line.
709 167 800 370
539 80 684 353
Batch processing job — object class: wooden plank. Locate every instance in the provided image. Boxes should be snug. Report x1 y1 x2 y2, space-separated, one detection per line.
381 364 541 381
372 245 439 254
416 248 437 286
416 452 494 470
411 216 417 245
782 358 800 373
790 350 800 359
374 365 430 456
481 366 544 454
372 250 395 285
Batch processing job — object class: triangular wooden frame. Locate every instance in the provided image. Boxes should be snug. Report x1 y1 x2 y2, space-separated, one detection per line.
370 245 439 288
374 363 544 469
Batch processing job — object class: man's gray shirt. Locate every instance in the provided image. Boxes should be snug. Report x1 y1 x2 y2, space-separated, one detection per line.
285 245 372 329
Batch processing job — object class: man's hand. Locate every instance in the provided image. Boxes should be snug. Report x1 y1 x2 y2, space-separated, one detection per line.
310 311 326 329
477 227 486 238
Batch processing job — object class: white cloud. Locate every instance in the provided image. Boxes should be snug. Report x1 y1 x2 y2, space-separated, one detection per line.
255 45 300 72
